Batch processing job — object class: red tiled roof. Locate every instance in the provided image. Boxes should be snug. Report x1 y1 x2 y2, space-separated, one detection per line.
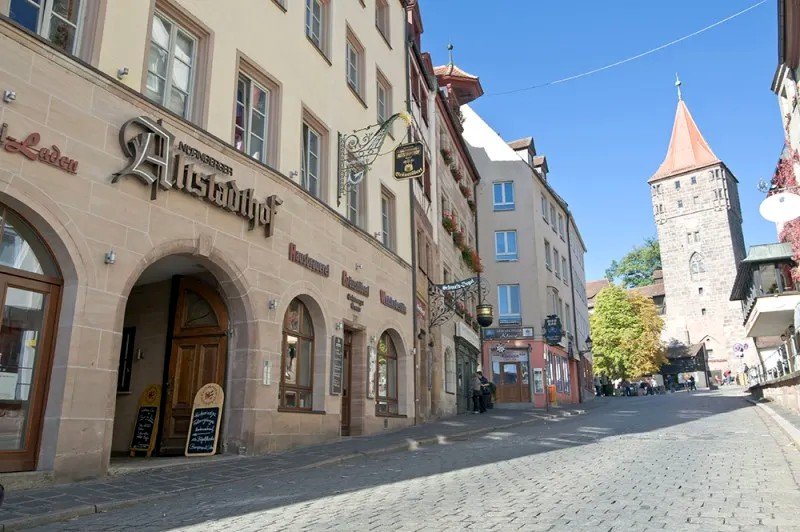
650 99 720 182
433 63 479 79
586 279 611 302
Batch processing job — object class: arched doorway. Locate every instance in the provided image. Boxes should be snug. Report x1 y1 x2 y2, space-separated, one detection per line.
111 256 229 457
0 204 62 472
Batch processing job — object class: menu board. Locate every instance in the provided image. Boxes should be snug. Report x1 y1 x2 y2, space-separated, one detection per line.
185 383 224 457
330 336 344 395
129 384 161 457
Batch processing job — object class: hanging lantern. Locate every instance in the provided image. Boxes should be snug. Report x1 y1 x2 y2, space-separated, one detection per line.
476 303 494 327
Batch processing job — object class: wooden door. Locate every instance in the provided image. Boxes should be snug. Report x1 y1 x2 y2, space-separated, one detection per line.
498 362 522 403
160 278 228 455
340 330 353 436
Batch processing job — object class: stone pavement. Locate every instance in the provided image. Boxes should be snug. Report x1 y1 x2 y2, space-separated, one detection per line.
0 402 593 530
25 388 800 531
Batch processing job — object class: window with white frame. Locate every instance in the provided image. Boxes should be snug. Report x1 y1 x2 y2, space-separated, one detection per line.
493 182 515 211
544 240 552 270
347 180 364 228
234 74 271 163
497 284 521 324
145 11 196 119
376 73 391 124
380 188 395 250
346 31 365 98
541 194 548 221
557 213 565 240
305 0 325 50
375 0 390 42
561 257 568 284
301 121 322 198
495 230 518 261
9 0 84 55
554 249 561 278
550 203 557 229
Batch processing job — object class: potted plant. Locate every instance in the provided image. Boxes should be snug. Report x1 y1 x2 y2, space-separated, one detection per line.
452 230 465 247
461 247 473 269
451 165 463 182
459 183 471 199
467 199 476 212
470 249 483 273
441 211 456 234
441 147 453 165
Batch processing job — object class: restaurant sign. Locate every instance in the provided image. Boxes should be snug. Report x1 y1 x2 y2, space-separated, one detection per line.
112 116 281 238
380 290 407 314
0 123 79 174
543 315 563 346
394 142 424 180
483 327 534 340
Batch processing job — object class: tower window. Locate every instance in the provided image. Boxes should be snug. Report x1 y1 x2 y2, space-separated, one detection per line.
698 287 703 295
677 200 683 209
691 176 697 185
690 253 705 280
675 180 681 190
701 308 707 316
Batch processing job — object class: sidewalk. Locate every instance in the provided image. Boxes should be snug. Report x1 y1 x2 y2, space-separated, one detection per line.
746 394 800 448
0 401 602 530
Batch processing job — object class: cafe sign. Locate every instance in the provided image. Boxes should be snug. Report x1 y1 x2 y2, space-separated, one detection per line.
543 315 563 346
0 123 79 174
483 327 534 340
393 142 424 180
111 116 281 238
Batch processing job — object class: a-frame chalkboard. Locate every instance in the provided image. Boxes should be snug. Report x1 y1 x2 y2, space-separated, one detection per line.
129 384 161 457
185 383 224 457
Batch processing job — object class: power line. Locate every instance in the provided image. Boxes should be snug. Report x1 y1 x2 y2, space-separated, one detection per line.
485 0 768 98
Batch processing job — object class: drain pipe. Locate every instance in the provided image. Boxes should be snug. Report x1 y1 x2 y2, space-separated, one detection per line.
405 23 419 426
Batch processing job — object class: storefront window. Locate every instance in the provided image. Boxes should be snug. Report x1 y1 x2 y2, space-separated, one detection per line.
376 331 398 415
0 208 59 277
533 368 544 394
280 298 314 410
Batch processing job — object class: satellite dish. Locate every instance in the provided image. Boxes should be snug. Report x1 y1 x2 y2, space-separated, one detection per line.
759 192 800 223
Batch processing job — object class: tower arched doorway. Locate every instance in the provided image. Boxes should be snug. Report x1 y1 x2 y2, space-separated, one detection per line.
0 204 62 473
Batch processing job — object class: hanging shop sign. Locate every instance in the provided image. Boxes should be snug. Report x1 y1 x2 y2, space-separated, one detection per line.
394 141 425 180
288 243 330 277
0 122 79 174
380 290 407 314
112 116 281 237
483 327 534 340
330 336 344 395
543 315 564 346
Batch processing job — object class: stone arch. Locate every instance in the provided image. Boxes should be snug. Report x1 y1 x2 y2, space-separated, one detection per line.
375 325 410 416
277 282 330 411
689 252 705 280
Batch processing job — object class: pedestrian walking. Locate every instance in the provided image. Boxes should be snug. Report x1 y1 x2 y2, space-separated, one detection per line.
688 375 696 391
478 371 493 409
471 372 486 414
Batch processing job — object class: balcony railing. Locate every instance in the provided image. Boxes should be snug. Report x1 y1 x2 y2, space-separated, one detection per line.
741 263 798 324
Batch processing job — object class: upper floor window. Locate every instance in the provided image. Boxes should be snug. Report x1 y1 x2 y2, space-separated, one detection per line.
234 74 271 164
541 194 548 222
549 203 557 230
346 30 365 99
677 200 683 209
690 253 705 280
493 182 515 211
561 257 568 284
375 0 390 43
301 121 323 198
376 72 391 124
497 284 521 325
554 249 561 278
9 0 83 55
145 11 196 119
305 0 325 50
347 181 364 228
544 240 552 270
380 188 395 251
691 176 697 185
557 213 565 240
675 180 681 190
495 230 518 262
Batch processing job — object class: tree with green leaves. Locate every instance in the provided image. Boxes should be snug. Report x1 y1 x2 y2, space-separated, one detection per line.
589 285 667 379
605 237 662 288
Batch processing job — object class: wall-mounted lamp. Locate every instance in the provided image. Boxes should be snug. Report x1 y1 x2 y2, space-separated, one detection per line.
373 232 382 239
335 321 343 331
355 263 363 270
3 90 16 103
268 299 278 310
289 170 299 179
104 249 116 265
116 67 129 80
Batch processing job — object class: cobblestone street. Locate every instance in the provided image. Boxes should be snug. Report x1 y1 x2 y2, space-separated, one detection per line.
31 389 800 531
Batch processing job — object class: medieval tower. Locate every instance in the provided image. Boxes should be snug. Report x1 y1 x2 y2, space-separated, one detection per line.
649 85 750 377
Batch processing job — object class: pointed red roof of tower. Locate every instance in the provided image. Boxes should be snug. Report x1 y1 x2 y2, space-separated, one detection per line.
650 99 720 183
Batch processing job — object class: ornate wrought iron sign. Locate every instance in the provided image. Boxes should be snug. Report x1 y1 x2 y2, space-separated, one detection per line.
428 277 489 328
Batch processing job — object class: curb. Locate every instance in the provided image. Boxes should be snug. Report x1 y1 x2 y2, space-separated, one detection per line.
745 397 800 447
0 406 590 530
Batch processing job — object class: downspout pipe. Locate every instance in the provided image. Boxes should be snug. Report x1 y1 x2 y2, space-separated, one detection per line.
405 18 419 425
565 215 583 403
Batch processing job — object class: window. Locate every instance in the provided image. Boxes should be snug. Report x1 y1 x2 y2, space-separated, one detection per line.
305 0 325 50
9 0 83 55
375 0 390 43
691 176 697 185
495 230 518 261
493 182 515 211
698 287 704 295
281 298 315 410
561 257 568 284
675 180 681 190
690 253 705 280
345 30 365 99
444 348 455 394
301 121 322 198
380 188 395 250
234 74 271 163
701 308 707 316
554 250 561 278
550 203 557 229
376 72 391 124
497 284 521 324
533 368 544 394
677 200 683 209
376 331 398 415
145 11 196 118
541 195 548 221
693 195 700 206
693 231 700 242
558 214 565 239
347 181 363 227
565 303 572 334
544 240 552 270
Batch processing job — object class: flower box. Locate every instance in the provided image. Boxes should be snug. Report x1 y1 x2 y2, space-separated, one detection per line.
459 183 471 199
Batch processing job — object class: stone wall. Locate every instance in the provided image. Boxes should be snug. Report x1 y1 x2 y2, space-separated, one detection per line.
751 373 800 415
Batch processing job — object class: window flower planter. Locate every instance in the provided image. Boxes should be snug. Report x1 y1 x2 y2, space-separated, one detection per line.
450 164 463 182
459 183 471 199
452 230 465 247
441 211 456 234
441 147 454 165
467 199 476 213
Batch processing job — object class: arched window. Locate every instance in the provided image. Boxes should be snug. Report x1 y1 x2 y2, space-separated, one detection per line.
376 331 398 415
280 298 314 410
690 253 705 280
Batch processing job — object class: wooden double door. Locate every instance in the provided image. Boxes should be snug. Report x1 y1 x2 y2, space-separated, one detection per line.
495 362 531 403
158 278 228 455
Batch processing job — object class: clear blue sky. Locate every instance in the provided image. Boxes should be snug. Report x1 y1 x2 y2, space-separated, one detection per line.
420 0 782 281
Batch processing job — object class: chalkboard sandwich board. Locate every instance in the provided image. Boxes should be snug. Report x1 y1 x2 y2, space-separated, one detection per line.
129 384 161 457
185 383 224 457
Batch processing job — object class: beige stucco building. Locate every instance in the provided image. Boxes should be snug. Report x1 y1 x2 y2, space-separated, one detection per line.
0 0 416 482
